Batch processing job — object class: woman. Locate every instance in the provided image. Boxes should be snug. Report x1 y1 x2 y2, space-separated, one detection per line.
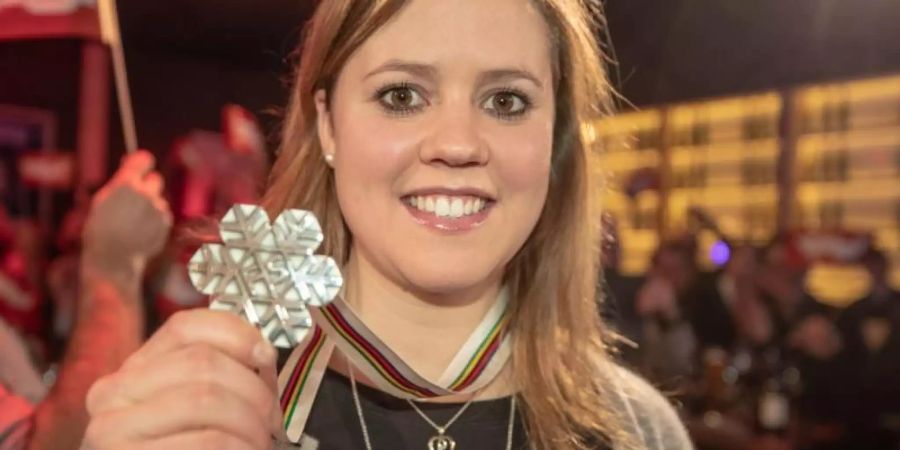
83 0 691 448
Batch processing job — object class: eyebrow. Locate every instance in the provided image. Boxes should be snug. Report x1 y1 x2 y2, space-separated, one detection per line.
364 60 438 81
476 69 544 90
364 60 545 89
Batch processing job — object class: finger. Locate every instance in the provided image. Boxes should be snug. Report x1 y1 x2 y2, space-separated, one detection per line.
114 150 156 183
94 383 270 449
90 344 276 423
124 310 276 373
150 195 174 222
142 172 165 196
134 430 256 450
259 351 278 402
156 202 175 230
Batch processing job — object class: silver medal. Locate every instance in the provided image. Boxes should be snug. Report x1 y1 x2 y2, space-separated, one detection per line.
188 204 342 348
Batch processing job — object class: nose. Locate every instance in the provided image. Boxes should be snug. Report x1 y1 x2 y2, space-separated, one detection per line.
419 107 489 168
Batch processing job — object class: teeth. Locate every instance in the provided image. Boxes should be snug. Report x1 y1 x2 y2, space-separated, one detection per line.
450 198 464 217
406 195 489 218
435 197 450 217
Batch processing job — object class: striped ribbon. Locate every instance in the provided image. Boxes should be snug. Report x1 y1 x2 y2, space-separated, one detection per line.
277 288 512 444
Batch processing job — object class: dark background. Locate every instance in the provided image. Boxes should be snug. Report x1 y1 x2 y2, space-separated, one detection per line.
3 0 900 155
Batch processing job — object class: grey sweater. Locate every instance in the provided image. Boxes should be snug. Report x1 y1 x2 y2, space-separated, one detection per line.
606 364 694 450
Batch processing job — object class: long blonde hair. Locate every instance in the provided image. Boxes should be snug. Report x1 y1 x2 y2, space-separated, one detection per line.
262 1 629 448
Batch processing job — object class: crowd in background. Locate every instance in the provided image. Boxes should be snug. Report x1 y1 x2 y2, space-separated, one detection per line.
0 179 898 449
602 216 900 450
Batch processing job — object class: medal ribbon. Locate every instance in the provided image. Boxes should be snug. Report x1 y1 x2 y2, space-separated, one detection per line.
277 288 512 443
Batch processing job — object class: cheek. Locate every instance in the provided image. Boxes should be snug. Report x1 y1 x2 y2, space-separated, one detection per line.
488 121 554 196
331 107 421 197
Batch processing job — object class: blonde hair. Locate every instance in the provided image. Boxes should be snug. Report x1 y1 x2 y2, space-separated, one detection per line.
263 1 631 448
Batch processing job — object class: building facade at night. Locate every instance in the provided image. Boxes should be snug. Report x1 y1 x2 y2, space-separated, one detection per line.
595 74 900 298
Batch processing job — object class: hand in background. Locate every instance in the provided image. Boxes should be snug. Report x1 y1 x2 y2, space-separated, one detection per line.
26 151 175 450
82 151 173 274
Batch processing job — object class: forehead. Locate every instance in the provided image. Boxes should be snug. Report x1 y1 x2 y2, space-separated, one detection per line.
346 0 553 78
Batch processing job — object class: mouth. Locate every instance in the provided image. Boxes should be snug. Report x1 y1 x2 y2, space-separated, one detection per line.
401 192 495 232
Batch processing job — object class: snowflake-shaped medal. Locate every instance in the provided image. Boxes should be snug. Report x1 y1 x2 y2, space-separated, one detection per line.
187 204 343 348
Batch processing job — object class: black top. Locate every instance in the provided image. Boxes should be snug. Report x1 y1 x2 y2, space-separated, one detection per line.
274 351 692 450
299 369 529 450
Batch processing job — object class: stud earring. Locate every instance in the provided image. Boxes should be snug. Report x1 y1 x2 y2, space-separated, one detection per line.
324 153 335 164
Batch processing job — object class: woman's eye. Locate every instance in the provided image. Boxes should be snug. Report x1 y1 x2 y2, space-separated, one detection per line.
378 86 426 112
482 92 530 118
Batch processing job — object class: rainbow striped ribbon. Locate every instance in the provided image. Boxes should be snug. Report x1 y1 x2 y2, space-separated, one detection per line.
277 288 511 444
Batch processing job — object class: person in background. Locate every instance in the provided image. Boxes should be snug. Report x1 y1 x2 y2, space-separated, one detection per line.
0 383 36 447
635 241 698 386
0 315 47 447
756 239 807 343
0 151 172 450
727 246 774 350
838 248 900 450
0 316 47 404
686 244 759 355
784 282 849 449
0 221 44 362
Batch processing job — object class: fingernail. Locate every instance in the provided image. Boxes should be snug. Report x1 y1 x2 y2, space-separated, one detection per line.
253 340 276 367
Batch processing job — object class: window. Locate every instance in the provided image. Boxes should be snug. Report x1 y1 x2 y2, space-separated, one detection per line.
673 123 710 147
742 160 776 185
820 151 849 181
634 129 660 150
743 116 776 140
689 164 708 187
692 123 710 146
822 102 850 133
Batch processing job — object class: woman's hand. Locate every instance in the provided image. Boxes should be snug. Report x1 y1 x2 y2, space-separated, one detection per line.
83 310 280 449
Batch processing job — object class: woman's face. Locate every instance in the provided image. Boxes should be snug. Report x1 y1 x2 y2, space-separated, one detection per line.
317 0 556 296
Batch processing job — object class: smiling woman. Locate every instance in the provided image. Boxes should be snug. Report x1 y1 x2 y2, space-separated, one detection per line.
261 0 691 448
81 0 692 449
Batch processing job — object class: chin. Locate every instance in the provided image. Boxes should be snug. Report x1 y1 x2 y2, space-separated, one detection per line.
400 259 502 299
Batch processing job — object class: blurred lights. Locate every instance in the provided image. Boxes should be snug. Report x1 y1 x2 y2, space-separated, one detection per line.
710 240 731 266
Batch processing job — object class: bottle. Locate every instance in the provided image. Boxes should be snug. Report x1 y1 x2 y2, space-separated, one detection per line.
757 379 791 435
755 348 791 436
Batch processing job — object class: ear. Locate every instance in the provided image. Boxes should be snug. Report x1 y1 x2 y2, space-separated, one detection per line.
315 89 336 164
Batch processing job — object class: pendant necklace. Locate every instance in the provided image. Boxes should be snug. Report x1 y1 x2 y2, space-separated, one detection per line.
349 367 517 450
406 394 474 450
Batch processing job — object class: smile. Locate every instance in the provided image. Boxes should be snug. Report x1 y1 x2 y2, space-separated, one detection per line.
405 195 489 218
401 194 494 232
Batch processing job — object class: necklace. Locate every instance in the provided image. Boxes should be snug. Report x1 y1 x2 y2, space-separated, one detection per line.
406 395 475 450
278 290 513 444
350 367 517 450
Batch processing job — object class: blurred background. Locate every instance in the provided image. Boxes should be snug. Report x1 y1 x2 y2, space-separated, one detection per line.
0 1 898 449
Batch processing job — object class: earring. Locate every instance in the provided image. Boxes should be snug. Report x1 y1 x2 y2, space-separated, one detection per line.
324 153 335 164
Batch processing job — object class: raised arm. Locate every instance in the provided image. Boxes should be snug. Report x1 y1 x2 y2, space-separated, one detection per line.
27 151 172 450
